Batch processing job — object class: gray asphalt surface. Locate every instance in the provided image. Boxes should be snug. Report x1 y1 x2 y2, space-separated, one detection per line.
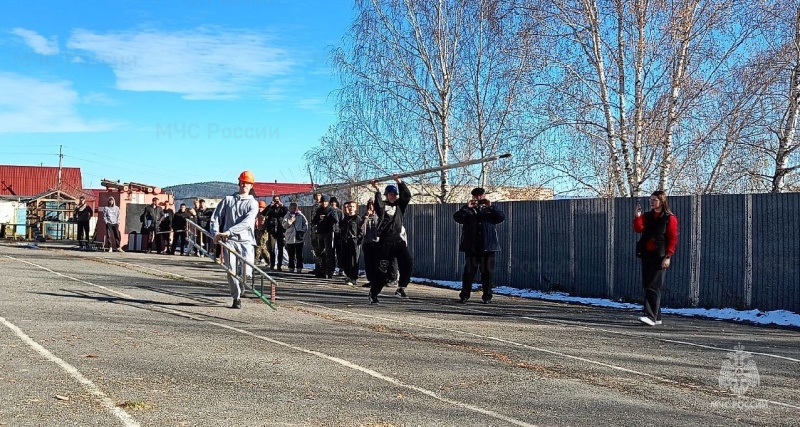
0 242 798 427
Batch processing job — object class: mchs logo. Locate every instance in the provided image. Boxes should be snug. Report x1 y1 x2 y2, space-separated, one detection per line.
719 344 761 396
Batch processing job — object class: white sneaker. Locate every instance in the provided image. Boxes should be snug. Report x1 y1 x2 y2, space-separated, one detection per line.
654 320 662 325
638 316 656 326
107 248 113 252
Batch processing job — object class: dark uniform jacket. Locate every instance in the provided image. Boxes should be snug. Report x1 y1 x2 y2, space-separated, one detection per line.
453 203 505 254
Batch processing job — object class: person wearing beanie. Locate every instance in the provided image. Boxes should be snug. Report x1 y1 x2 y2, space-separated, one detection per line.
366 175 413 304
211 170 260 309
453 187 506 304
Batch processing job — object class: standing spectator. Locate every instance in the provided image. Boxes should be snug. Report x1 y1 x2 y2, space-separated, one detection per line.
453 187 506 304
254 200 270 265
158 209 173 254
140 197 164 253
264 196 289 271
633 190 679 326
171 203 190 255
318 196 343 278
196 199 213 254
282 202 308 273
211 170 260 309
361 200 379 287
339 201 363 286
73 196 93 247
367 176 412 304
101 196 122 253
328 197 346 276
308 193 324 275
310 196 329 277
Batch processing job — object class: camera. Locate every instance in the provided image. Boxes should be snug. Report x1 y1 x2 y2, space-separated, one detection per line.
478 199 489 205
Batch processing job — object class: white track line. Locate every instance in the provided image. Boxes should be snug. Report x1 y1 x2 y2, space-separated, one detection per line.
96 256 800 364
295 301 800 411
5 255 539 427
0 315 140 427
29 253 800 410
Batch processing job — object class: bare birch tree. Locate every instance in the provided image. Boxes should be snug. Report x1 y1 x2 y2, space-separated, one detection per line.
306 0 539 202
531 0 760 197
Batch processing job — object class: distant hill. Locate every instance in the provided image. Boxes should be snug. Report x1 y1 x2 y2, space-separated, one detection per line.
164 181 236 201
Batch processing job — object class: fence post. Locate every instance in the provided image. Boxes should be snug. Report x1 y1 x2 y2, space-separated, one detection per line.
689 195 702 307
744 194 753 309
606 198 615 298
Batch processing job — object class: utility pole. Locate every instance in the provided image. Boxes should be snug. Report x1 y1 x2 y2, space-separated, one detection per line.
57 145 63 194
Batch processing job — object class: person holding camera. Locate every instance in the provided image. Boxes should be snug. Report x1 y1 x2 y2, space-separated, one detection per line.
263 196 289 271
453 187 506 304
282 202 308 273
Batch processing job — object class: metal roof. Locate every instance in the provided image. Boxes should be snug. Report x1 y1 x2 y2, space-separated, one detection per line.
0 165 83 197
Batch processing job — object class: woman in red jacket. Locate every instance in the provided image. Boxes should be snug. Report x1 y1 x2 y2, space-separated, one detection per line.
633 190 678 326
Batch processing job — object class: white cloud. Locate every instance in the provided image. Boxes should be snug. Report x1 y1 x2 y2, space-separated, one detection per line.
11 28 59 55
0 73 114 133
67 28 294 100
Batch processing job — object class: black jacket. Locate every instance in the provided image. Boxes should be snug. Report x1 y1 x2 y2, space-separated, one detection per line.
340 214 363 246
453 203 505 253
141 204 164 230
172 210 190 231
74 204 93 222
263 204 289 236
374 182 411 241
317 206 343 234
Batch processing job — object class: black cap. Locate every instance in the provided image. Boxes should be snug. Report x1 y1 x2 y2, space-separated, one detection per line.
470 187 485 196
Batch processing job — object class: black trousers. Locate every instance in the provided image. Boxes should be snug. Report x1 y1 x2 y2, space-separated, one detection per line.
640 251 665 321
172 230 187 255
340 239 361 281
267 233 286 268
368 237 413 296
460 252 496 301
77 220 90 241
322 232 336 275
286 242 304 270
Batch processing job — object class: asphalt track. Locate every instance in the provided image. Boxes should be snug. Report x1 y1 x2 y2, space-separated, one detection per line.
0 242 798 427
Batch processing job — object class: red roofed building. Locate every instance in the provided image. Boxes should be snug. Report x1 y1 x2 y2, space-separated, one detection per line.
0 165 84 197
252 182 316 197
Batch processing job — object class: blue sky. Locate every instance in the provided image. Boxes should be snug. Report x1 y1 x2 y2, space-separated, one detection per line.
0 0 352 189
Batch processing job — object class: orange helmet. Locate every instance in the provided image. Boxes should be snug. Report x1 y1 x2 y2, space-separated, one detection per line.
238 170 255 184
258 200 267 208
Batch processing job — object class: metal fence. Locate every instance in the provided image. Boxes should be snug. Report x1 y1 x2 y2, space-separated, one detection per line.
395 194 799 313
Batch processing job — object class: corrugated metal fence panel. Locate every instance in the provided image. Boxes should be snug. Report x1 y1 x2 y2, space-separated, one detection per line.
573 198 611 298
539 200 572 292
751 193 800 312
509 201 541 290
698 195 746 309
294 193 799 312
612 197 643 303
406 204 437 279
492 201 513 288
660 196 693 308
439 203 465 281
